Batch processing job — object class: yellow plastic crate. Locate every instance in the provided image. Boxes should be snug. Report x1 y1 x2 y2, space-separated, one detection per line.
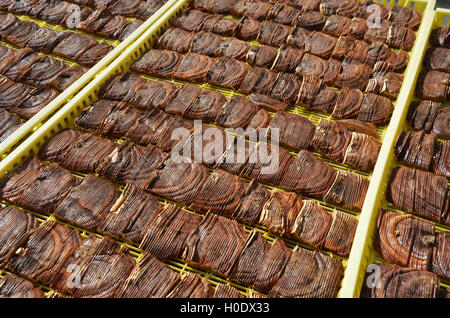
341 7 449 298
0 0 179 161
0 0 438 297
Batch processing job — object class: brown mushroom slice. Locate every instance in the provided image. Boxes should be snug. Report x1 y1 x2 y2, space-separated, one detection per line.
280 150 337 199
383 49 409 72
167 272 214 298
99 185 162 244
17 163 79 215
423 47 450 73
253 238 292 293
13 87 58 119
364 18 390 43
388 5 422 30
156 116 194 152
354 0 389 20
243 0 272 20
139 205 201 260
98 72 146 103
305 31 337 59
172 9 210 32
132 80 178 110
158 27 194 54
324 211 358 257
289 200 332 249
248 93 289 112
430 25 450 48
337 120 379 140
320 0 359 17
332 87 364 119
371 263 440 298
239 67 277 95
149 158 209 205
54 236 135 298
287 26 311 50
232 181 270 225
235 16 261 41
267 111 315 150
54 174 120 231
366 71 403 100
357 93 394 125
295 53 328 79
343 130 381 171
269 73 301 105
247 108 272 132
0 109 21 137
349 17 368 39
185 89 227 122
130 49 182 78
119 253 180 298
416 70 450 102
173 52 215 83
432 232 450 281
184 213 247 276
257 21 291 47
211 16 240 36
336 59 372 91
297 76 337 113
99 142 166 189
4 49 41 82
375 210 435 270
215 95 258 129
432 108 450 139
7 221 82 286
207 57 250 90
165 84 203 116
387 25 416 51
78 42 113 67
215 136 255 176
3 21 39 49
0 207 37 266
267 3 300 26
269 247 343 298
21 56 66 87
217 38 250 60
190 169 246 216
48 65 86 91
0 274 44 298
241 144 294 186
271 46 304 73
323 170 369 211
312 119 351 162
99 15 130 39
289 0 320 11
37 130 82 163
387 166 447 222
228 231 270 287
394 130 436 170
406 101 441 132
77 7 112 34
433 141 450 178
213 284 244 298
259 190 302 235
190 31 223 56
296 10 326 31
323 15 351 37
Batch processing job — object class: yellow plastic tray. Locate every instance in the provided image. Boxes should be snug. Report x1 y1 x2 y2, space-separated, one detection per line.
0 0 438 298
0 0 179 161
340 6 449 298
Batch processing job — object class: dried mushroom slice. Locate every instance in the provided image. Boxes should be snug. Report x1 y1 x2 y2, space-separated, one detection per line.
130 49 182 78
38 129 83 162
371 263 440 298
217 38 250 60
239 66 277 95
394 130 436 170
366 71 403 100
297 76 337 113
13 87 58 119
406 101 440 132
324 211 358 257
215 95 258 128
173 52 215 83
430 25 450 48
387 166 447 222
343 131 381 172
269 247 343 298
296 11 326 31
232 181 270 225
305 31 337 59
248 93 289 112
423 47 450 73
332 87 364 119
190 31 223 56
7 221 82 286
269 73 301 105
289 200 332 249
243 0 272 20
432 232 450 281
236 16 261 41
259 190 302 235
287 26 311 50
228 231 270 287
167 272 214 298
271 46 304 73
172 9 210 32
336 59 371 91
158 27 194 54
336 119 378 140
386 25 416 51
280 150 337 199
0 274 44 298
433 141 450 178
52 33 98 64
432 108 450 139
253 238 291 293
54 174 120 231
295 53 328 79
207 57 250 90
388 5 422 30
267 3 300 26
267 111 315 150
22 56 66 87
320 0 359 17
119 253 180 298
375 210 435 270
148 158 209 205
184 213 247 276
349 17 367 39
140 205 202 260
312 119 351 162
323 15 351 37
213 284 244 298
357 93 394 125
257 21 291 47
185 89 227 122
